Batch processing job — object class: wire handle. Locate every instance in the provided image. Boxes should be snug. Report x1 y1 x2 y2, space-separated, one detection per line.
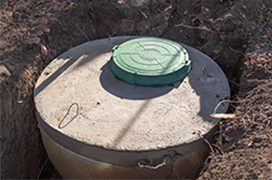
138 158 166 170
58 102 79 129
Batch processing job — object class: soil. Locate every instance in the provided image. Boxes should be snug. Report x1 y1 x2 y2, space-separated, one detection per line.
0 0 271 179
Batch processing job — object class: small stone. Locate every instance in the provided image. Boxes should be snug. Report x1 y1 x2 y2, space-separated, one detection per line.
0 65 11 83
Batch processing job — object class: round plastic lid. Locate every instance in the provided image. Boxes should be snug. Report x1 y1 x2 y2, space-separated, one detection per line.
110 37 191 86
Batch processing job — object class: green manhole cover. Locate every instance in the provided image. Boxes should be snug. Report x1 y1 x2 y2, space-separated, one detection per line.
110 37 191 86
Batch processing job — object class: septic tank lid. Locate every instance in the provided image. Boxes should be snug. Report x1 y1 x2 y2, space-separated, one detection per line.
110 37 191 86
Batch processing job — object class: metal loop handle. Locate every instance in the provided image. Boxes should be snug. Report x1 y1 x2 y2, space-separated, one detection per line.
138 158 166 170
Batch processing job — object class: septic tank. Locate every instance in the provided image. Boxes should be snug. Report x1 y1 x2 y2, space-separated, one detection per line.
34 36 230 179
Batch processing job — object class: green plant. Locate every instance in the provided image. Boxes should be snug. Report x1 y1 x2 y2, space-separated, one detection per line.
256 28 269 40
256 29 262 36
39 0 49 10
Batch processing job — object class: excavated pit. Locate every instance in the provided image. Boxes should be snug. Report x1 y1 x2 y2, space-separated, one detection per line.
1 0 253 179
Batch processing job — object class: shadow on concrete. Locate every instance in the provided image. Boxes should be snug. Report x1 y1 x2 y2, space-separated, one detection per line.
34 48 92 98
182 44 230 122
34 37 137 98
112 100 150 147
99 61 175 100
